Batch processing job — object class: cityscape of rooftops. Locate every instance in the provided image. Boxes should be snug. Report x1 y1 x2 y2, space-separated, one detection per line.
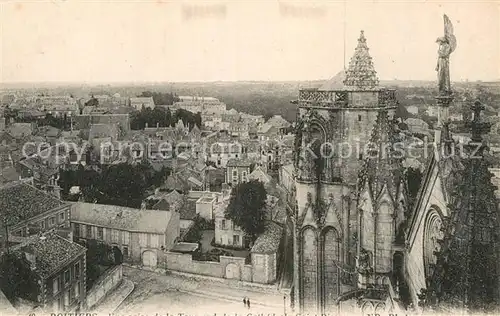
0 1 500 316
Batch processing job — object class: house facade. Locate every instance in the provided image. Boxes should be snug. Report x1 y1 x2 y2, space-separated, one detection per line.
71 202 180 268
225 158 252 186
0 181 71 250
10 232 87 313
205 141 243 168
130 97 155 110
250 221 283 284
214 201 247 248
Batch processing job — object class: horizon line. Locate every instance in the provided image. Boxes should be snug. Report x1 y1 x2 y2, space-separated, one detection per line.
1 78 498 87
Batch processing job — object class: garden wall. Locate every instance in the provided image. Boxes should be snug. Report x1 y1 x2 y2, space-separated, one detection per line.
85 264 123 309
165 252 266 283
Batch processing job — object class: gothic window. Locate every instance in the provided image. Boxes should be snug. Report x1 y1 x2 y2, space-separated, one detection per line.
309 125 325 180
423 209 444 282
376 204 393 271
301 228 318 312
322 227 340 309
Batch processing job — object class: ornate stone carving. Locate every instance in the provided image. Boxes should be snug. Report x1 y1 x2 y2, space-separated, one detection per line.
357 248 373 274
435 15 456 96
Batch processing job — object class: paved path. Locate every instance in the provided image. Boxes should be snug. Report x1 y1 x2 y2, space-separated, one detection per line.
91 278 135 314
115 266 287 315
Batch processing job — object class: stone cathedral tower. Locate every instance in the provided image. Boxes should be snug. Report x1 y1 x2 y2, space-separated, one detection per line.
291 31 400 313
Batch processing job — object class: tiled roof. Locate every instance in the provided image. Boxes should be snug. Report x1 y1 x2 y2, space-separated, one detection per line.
0 181 66 226
71 202 174 234
0 166 20 184
8 123 32 138
180 199 197 220
227 158 252 167
251 221 283 254
188 176 203 187
11 232 86 279
38 126 61 138
130 97 155 105
89 123 119 140
318 70 346 91
258 123 273 134
343 30 379 89
163 174 189 192
248 166 271 184
282 163 294 175
152 199 170 211
148 189 186 209
267 115 291 128
171 242 199 253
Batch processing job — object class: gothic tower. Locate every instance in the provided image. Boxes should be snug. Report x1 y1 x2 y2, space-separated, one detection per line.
291 31 399 313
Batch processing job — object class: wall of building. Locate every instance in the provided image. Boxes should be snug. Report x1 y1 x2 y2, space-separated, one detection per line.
165 251 225 278
43 254 86 312
405 162 448 306
73 114 130 132
180 219 194 231
85 264 123 310
72 222 171 266
165 252 266 282
165 212 180 250
10 204 70 238
214 218 245 248
251 253 277 284
226 165 250 185
164 251 278 284
196 201 214 220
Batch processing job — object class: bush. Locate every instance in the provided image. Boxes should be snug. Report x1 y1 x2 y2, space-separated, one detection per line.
75 238 120 290
182 215 214 243
210 237 247 251
192 249 233 262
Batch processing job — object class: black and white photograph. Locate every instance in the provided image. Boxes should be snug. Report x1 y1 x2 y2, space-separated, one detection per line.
0 1 499 315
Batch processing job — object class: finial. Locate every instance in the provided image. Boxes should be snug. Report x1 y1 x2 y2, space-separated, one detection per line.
359 30 366 42
466 100 491 143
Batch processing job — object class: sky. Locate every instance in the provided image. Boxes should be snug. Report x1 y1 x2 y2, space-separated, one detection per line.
1 0 499 83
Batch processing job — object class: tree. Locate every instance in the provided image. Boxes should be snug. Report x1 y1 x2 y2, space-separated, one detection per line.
165 107 172 126
0 252 40 303
84 96 99 107
194 112 202 128
137 91 180 105
62 162 168 208
225 180 267 241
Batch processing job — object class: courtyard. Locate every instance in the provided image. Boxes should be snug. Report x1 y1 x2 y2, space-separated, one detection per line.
115 266 284 314
200 230 250 259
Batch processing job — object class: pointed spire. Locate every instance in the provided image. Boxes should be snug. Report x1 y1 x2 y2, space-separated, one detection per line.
343 30 379 89
358 109 402 201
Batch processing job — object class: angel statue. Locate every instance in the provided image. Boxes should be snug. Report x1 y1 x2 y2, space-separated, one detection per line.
435 14 457 95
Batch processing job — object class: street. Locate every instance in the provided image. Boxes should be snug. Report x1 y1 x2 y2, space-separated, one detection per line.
114 267 286 315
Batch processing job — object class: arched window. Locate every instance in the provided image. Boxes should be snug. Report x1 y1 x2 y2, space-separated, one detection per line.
423 208 444 282
308 124 326 180
322 227 340 309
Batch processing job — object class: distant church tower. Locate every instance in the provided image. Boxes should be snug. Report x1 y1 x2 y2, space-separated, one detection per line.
291 31 400 313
